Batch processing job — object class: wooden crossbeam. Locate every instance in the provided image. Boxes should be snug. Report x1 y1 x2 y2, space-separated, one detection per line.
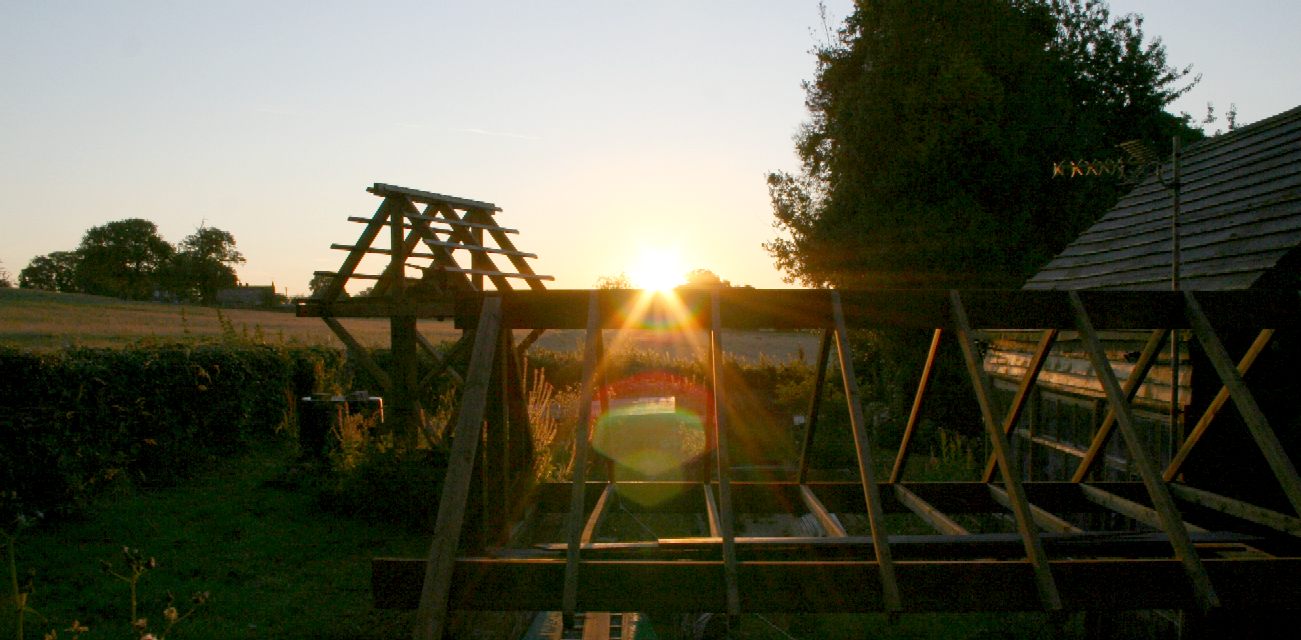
1165 329 1274 481
331 243 537 261
1080 484 1208 534
320 198 396 302
375 557 1301 612
1170 483 1301 537
981 329 1058 483
581 483 615 545
799 485 848 537
563 292 603 622
952 290 1061 611
369 182 502 212
413 296 501 640
1070 329 1169 482
987 485 1081 534
417 238 538 259
709 291 742 617
403 199 516 292
347 216 453 234
1184 292 1301 516
1069 291 1219 612
467 208 549 291
895 485 968 536
405 211 519 234
832 292 902 613
797 330 833 483
890 329 943 483
703 484 722 538
321 317 392 394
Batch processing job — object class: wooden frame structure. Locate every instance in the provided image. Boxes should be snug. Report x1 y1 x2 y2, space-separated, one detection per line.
298 184 551 445
371 288 1301 639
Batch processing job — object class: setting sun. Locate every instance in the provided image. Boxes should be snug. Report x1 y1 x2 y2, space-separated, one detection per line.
628 247 686 292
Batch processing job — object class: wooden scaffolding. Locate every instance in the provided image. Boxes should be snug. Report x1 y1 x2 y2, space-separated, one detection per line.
370 288 1301 638
297 183 551 445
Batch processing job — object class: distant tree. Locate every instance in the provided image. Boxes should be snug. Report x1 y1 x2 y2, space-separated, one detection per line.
594 272 633 289
19 251 82 292
161 226 245 303
767 0 1200 288
0 261 12 288
308 272 349 298
75 219 174 300
678 268 731 289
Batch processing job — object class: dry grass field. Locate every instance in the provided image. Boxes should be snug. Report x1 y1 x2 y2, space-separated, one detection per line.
0 288 820 362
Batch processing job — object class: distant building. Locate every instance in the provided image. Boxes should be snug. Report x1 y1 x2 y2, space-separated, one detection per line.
988 104 1301 490
216 284 280 308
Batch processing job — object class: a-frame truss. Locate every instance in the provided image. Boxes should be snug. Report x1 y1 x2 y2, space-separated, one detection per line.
298 183 551 445
370 289 1301 639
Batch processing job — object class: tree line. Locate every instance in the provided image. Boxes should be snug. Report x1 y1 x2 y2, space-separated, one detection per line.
18 219 245 304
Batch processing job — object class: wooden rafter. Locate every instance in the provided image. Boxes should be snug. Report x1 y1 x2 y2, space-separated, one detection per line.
890 329 943 483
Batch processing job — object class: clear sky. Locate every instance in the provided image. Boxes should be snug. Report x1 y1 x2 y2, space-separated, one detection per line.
2 1 1298 296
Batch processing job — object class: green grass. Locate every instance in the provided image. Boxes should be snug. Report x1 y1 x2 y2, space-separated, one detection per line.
5 440 426 639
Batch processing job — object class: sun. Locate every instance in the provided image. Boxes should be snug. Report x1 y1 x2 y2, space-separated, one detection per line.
628 247 686 292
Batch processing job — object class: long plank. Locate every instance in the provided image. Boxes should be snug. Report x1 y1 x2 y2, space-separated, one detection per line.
1170 483 1301 537
981 330 1058 482
321 197 396 302
987 485 1081 534
469 208 550 292
375 557 1301 612
1080 484 1208 534
370 183 501 212
406 210 518 234
797 330 833 483
1070 329 1169 482
894 485 968 536
347 215 454 234
951 290 1061 611
1164 329 1274 481
1068 291 1219 612
562 293 604 622
413 296 501 640
890 329 943 483
1184 292 1301 516
581 483 615 544
709 291 741 616
832 292 902 613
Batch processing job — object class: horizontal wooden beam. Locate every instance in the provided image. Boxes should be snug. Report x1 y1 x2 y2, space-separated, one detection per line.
418 238 538 259
373 556 1301 612
296 299 457 318
406 211 519 234
450 289 1301 332
347 216 454 234
369 183 501 212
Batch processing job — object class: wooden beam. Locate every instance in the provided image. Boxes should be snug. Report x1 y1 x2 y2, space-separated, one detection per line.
320 197 395 302
401 199 515 292
1170 483 1301 537
1070 329 1169 483
799 485 848 537
1069 291 1219 612
413 296 501 640
347 215 453 234
952 290 1061 612
416 331 465 386
709 291 741 617
581 483 615 545
890 329 943 483
1165 329 1274 481
369 183 502 212
562 292 603 622
374 556 1301 612
982 329 1058 482
895 485 969 536
797 329 833 483
987 485 1081 534
472 208 549 291
321 317 392 394
405 210 518 234
1080 484 1208 533
703 484 721 538
1184 292 1301 516
832 292 902 613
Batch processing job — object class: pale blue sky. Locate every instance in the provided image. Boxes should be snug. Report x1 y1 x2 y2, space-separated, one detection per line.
2 1 1298 295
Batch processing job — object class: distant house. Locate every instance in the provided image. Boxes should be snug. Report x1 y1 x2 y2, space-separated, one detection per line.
987 104 1301 495
216 284 280 308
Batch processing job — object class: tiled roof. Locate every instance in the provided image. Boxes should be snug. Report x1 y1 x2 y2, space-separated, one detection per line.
1026 104 1301 290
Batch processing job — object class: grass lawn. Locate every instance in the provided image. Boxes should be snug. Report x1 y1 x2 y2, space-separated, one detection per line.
6 440 426 639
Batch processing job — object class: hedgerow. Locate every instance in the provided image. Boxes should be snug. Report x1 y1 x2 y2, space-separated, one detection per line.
0 343 346 520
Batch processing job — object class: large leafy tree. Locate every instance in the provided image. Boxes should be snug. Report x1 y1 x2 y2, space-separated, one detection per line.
18 251 82 291
767 0 1199 288
162 226 245 303
74 219 175 300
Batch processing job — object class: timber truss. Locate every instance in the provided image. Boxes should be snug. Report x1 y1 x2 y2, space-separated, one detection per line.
373 289 1301 639
298 184 551 441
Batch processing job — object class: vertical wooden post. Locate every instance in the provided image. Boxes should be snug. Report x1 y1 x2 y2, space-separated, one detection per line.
709 291 742 618
890 329 943 483
563 292 603 624
482 326 508 543
831 292 902 614
413 297 501 640
797 329 833 483
951 291 1061 612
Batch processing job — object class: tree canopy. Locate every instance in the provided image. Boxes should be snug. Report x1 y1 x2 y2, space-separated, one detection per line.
767 0 1200 288
19 220 245 302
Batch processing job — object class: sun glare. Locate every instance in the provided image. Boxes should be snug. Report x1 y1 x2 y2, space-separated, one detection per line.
628 247 685 292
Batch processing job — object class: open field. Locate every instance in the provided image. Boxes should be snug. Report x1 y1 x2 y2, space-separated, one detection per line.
0 288 819 362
